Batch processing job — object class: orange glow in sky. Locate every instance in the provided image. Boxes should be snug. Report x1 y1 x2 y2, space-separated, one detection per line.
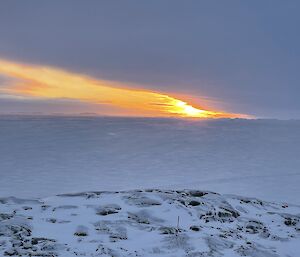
0 59 247 118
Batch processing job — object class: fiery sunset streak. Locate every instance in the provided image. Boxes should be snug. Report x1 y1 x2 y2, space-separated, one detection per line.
0 59 245 118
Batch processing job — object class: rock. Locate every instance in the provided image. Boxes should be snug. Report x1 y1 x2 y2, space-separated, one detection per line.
159 226 180 234
188 200 201 206
96 204 121 216
4 249 18 256
189 226 201 232
46 218 57 223
74 226 89 237
284 217 298 226
188 191 208 197
126 196 162 207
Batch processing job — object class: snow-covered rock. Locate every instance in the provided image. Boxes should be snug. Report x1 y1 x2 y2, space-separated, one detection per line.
0 189 299 256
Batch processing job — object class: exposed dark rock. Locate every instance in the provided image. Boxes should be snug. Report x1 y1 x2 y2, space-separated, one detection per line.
74 226 89 237
159 226 181 234
188 191 208 197
96 204 121 216
190 226 201 232
189 200 201 206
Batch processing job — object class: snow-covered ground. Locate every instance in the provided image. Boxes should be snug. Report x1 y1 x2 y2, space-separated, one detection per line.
0 116 300 204
0 189 299 256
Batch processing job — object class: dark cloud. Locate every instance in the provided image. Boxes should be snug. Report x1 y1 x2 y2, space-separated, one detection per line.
0 97 123 115
0 0 299 118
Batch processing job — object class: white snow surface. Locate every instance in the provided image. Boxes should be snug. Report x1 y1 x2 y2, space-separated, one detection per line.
0 116 300 204
0 189 299 257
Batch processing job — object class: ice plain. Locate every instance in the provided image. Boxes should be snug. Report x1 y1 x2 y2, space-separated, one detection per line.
0 116 299 203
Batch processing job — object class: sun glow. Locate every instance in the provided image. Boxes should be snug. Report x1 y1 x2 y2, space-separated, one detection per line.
0 59 246 118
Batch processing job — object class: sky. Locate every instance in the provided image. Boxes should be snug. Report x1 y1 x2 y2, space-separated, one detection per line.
0 1 299 119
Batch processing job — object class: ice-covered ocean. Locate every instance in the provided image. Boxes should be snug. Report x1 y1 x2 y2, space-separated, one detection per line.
0 115 299 204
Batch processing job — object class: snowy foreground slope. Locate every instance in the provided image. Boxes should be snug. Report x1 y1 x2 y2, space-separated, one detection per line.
1 189 299 257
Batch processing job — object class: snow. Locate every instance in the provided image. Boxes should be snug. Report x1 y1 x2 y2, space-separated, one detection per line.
0 116 300 256
0 116 300 204
0 189 299 256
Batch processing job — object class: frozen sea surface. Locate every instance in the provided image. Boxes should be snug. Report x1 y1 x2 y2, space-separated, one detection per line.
0 116 299 203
